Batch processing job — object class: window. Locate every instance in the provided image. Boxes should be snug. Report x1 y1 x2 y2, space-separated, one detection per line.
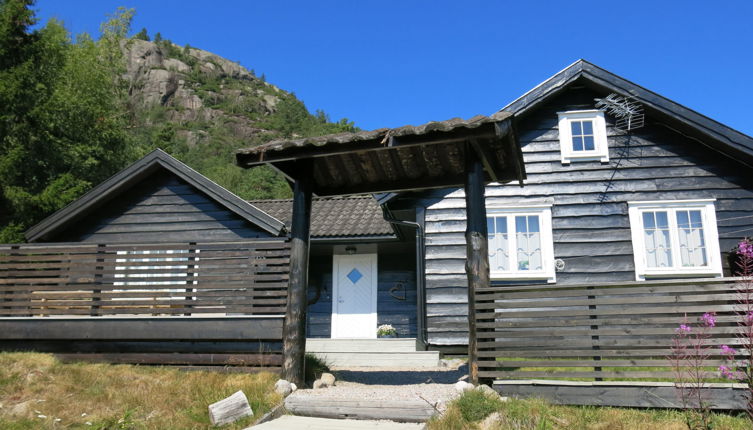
487 206 555 282
557 110 609 164
628 200 722 280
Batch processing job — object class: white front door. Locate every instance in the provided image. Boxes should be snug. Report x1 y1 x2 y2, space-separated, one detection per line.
331 253 378 339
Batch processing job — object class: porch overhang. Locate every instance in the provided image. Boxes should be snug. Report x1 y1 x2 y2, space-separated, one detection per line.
235 112 525 196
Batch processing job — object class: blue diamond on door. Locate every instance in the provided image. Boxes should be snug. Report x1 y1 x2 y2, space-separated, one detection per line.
347 268 363 284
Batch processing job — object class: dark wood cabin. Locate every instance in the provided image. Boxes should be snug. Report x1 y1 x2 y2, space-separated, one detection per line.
384 60 753 349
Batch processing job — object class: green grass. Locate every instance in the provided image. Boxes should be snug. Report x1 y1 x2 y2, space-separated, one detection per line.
0 352 282 429
427 391 752 430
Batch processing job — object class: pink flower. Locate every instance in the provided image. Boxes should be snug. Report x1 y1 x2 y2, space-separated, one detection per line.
719 365 735 380
720 344 737 357
739 240 753 258
746 312 753 325
701 312 716 328
676 324 691 333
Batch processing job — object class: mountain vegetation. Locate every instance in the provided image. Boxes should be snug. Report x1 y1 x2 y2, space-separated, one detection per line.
0 0 357 242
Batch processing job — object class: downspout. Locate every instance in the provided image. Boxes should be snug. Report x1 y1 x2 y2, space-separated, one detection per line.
381 206 427 350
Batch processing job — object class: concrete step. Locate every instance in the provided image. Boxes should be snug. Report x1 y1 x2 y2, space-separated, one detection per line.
307 338 419 353
308 351 440 368
249 415 425 429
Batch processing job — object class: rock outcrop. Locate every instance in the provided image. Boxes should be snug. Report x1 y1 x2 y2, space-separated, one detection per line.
122 39 283 144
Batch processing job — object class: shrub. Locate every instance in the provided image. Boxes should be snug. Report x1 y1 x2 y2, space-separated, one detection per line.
453 389 504 423
304 353 330 386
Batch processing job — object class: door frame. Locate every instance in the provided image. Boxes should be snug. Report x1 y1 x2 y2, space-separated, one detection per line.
331 252 378 339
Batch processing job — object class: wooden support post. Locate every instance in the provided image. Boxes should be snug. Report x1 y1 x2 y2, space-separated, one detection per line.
282 164 313 386
464 148 489 386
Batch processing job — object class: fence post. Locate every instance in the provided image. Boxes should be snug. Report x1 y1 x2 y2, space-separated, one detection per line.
91 244 105 317
185 242 197 316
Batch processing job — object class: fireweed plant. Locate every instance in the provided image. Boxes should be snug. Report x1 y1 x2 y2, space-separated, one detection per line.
669 312 717 429
719 238 753 420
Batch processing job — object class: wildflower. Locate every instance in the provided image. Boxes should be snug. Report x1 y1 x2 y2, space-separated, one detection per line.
701 312 716 328
720 344 737 356
719 365 735 380
739 239 753 259
676 324 691 333
746 312 753 325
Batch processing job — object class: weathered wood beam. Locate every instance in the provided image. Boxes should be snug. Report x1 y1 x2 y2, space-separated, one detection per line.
469 139 499 183
496 120 525 186
463 148 489 386
282 162 313 386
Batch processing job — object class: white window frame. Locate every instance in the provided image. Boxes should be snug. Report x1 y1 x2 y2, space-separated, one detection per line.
557 110 609 164
628 199 723 281
486 204 556 283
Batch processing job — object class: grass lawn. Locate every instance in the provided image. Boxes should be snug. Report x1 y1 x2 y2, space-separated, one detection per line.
0 352 282 429
427 390 752 430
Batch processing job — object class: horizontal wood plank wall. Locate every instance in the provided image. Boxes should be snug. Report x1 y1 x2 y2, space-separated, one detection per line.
0 239 289 369
0 240 289 317
475 277 741 380
420 87 753 346
58 172 271 243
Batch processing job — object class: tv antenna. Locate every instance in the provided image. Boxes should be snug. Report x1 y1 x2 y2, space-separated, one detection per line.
594 93 644 132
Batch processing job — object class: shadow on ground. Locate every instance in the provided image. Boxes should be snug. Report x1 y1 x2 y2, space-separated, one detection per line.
334 364 468 385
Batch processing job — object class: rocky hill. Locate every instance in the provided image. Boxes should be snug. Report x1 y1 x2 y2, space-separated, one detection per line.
122 37 356 200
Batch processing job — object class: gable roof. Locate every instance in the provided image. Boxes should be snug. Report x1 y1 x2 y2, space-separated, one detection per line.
25 149 286 241
250 195 396 240
501 59 753 167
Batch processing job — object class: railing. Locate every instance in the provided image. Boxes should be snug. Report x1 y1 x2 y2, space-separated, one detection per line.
0 240 290 317
475 278 742 381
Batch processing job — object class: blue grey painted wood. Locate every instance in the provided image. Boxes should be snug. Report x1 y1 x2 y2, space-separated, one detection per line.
419 87 753 346
57 171 271 243
306 252 417 338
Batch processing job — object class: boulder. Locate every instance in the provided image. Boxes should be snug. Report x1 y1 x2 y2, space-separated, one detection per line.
290 383 297 392
320 373 336 386
454 381 474 393
476 384 498 397
312 379 329 389
274 379 292 396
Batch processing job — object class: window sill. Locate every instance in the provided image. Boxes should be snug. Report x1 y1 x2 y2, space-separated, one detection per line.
490 272 556 283
637 269 723 281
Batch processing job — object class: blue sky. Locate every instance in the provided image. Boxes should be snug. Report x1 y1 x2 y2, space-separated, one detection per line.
34 1 753 136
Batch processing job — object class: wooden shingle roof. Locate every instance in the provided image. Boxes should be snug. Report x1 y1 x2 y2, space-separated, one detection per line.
249 195 395 239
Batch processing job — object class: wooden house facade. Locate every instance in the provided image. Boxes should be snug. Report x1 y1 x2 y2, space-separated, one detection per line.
382 60 753 349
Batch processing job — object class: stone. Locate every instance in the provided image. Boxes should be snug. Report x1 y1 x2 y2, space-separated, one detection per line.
312 379 329 389
320 372 336 386
476 384 498 397
290 383 297 392
479 411 504 430
9 400 32 417
207 390 253 426
274 379 292 396
454 381 474 393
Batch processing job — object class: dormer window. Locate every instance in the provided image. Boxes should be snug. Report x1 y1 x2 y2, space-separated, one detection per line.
557 110 609 164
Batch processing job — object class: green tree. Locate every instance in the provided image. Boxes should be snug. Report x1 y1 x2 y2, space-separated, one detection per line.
0 1 136 241
134 27 149 41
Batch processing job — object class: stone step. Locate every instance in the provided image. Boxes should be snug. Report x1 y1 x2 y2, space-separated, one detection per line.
249 415 425 429
306 338 419 353
308 351 440 368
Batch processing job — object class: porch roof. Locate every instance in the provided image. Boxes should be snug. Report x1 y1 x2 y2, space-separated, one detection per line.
235 112 525 196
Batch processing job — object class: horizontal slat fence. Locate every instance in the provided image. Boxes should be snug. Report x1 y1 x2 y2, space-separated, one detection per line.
0 240 290 317
476 278 744 381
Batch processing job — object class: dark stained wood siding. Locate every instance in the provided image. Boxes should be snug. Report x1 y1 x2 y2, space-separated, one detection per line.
306 250 417 338
419 87 753 346
57 171 271 243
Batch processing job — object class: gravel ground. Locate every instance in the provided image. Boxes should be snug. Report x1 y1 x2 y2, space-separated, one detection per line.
287 363 468 411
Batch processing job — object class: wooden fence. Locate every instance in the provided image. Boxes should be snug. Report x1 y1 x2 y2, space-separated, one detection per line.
475 277 750 408
0 239 290 370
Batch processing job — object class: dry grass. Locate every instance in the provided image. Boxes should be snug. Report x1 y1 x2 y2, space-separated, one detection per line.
427 392 751 430
0 352 282 429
